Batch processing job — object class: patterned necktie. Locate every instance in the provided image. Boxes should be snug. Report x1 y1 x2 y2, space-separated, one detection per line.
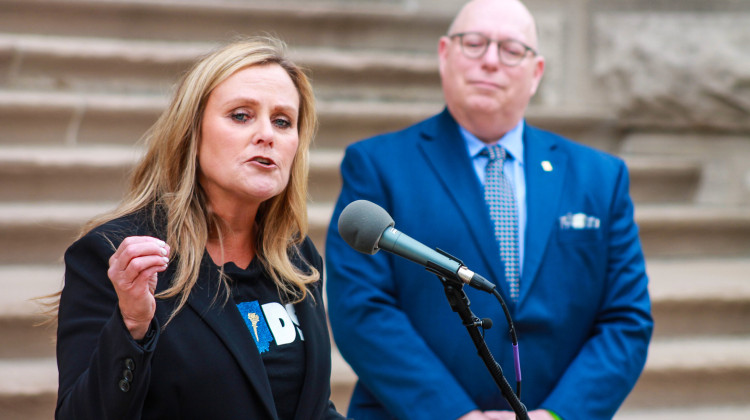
483 145 520 301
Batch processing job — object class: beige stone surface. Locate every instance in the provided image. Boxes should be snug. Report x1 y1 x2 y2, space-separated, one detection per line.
594 12 750 131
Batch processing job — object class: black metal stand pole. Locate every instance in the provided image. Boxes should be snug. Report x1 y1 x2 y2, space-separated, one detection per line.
438 276 529 420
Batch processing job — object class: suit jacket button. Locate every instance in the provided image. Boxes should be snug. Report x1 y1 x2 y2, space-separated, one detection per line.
125 358 136 371
119 379 131 393
123 369 133 382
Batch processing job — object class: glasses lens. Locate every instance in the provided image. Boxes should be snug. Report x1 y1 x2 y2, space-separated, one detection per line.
459 33 488 58
499 40 528 65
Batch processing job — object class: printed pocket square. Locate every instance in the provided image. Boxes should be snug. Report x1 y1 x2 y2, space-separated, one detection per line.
559 212 600 230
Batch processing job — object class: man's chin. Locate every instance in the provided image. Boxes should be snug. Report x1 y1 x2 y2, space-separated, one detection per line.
465 97 505 115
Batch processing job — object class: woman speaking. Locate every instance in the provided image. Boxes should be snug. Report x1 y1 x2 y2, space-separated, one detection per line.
54 37 345 420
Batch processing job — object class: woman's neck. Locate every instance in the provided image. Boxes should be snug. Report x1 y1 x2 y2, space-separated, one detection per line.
205 205 259 269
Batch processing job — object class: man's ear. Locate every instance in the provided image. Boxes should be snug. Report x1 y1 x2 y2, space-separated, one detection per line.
438 36 451 75
529 55 545 96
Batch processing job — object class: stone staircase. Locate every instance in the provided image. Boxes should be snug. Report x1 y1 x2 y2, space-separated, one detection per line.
1 0 748 419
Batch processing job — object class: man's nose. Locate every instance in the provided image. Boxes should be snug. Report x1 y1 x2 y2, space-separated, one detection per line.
481 42 502 68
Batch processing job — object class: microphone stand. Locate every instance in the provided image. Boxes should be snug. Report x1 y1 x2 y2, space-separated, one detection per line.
427 261 530 420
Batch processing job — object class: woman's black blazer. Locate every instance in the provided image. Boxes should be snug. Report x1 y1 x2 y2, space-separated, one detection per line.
56 210 344 420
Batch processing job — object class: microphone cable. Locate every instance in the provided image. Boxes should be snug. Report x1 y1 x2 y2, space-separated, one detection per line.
491 288 521 399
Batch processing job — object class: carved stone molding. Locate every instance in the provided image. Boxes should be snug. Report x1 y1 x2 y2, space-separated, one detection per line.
594 13 750 132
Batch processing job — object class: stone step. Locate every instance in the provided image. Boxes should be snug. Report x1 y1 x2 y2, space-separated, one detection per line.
636 205 750 258
3 247 746 414
0 0 450 52
308 149 345 204
2 336 747 419
2 202 750 265
0 201 116 264
0 145 343 204
314 204 750 260
0 201 331 265
0 146 700 205
624 155 701 204
0 260 355 397
0 89 442 149
0 146 139 202
307 202 335 253
0 262 354 416
1 259 746 412
0 264 60 359
622 336 750 410
0 358 57 420
2 255 748 359
0 360 351 420
648 258 750 339
0 89 622 151
0 90 166 147
0 343 353 419
0 357 349 420
0 33 442 102
616 406 750 420
330 346 356 416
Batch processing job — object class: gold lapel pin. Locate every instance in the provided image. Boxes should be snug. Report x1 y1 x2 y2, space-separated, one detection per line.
541 161 553 172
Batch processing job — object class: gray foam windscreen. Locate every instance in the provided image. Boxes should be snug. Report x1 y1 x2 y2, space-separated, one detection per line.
337 200 395 255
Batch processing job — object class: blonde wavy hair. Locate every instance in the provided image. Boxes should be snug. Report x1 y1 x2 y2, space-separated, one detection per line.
55 36 319 324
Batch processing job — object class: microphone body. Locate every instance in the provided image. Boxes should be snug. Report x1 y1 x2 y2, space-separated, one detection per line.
338 200 496 292
379 226 460 273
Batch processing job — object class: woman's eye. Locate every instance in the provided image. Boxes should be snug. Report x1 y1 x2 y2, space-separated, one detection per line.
273 118 292 129
231 112 251 123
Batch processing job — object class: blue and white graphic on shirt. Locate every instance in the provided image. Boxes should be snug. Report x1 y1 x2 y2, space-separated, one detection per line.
236 301 304 353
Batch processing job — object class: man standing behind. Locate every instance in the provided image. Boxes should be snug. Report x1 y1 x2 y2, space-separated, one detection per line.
325 0 653 419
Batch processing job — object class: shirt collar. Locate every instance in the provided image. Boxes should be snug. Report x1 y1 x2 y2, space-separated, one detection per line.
460 119 525 164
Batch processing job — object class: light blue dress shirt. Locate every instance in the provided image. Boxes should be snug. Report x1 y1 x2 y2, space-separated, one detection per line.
459 121 526 275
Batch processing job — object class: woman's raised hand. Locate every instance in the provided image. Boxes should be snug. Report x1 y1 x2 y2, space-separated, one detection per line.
107 236 171 340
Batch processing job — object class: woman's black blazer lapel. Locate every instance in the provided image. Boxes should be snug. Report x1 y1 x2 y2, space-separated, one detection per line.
293 282 331 419
186 263 279 419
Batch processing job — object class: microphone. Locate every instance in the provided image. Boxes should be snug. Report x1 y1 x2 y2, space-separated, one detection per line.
337 200 496 293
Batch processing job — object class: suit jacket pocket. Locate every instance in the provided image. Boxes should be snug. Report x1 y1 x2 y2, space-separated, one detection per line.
556 227 602 243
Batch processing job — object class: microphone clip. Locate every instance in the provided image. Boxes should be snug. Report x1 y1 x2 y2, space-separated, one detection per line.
424 248 465 285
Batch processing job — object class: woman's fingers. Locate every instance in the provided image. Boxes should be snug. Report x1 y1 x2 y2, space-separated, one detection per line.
120 254 169 287
132 260 168 293
107 236 170 339
108 237 170 284
109 236 169 274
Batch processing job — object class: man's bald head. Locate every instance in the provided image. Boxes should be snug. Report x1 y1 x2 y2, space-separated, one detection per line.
448 0 539 51
438 0 545 142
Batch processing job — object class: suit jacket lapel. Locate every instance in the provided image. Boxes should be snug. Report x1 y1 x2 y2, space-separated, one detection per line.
417 109 508 292
522 125 567 302
186 260 278 420
292 285 327 420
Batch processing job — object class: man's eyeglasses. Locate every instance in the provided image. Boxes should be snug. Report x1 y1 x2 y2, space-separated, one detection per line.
449 32 537 66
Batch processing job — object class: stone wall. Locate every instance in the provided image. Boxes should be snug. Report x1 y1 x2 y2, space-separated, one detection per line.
594 11 750 132
588 1 750 204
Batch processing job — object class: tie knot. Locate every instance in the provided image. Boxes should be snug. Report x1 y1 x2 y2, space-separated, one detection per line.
483 144 507 162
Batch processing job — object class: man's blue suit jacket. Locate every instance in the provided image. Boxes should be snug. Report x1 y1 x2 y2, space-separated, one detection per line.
325 109 653 420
